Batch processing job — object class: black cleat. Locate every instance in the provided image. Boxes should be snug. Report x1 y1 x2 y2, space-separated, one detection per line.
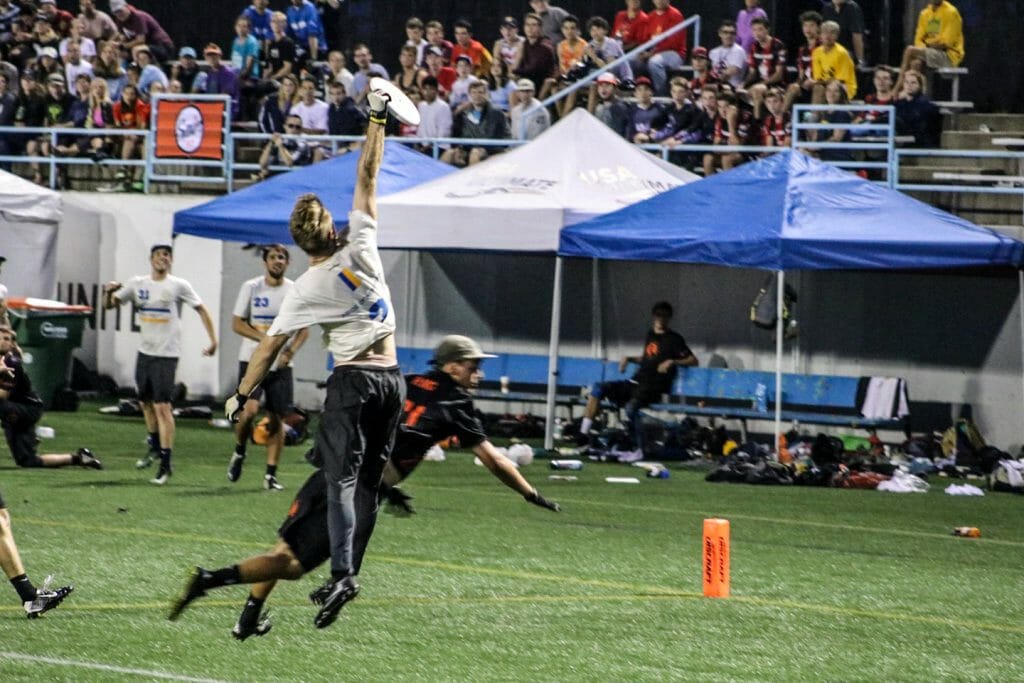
151 463 172 485
76 448 103 470
227 451 245 482
25 579 73 618
231 610 272 641
312 576 360 629
168 566 211 620
136 450 157 469
263 474 284 491
381 484 415 516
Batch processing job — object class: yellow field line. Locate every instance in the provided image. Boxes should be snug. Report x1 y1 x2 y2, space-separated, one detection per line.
15 516 1024 636
3 590 1023 637
416 484 1024 549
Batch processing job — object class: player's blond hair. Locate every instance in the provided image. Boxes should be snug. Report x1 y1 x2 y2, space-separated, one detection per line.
289 194 337 257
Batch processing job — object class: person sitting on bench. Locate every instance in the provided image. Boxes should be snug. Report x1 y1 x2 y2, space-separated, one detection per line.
579 301 698 453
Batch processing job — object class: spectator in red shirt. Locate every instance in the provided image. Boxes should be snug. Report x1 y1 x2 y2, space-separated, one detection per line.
450 19 493 79
633 0 687 96
425 20 454 65
744 17 787 116
38 0 73 37
109 0 175 63
785 11 822 112
112 82 149 185
423 45 457 99
612 0 648 53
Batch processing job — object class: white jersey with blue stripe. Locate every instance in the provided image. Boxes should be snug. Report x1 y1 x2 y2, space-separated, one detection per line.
267 210 396 363
233 276 295 362
114 275 202 358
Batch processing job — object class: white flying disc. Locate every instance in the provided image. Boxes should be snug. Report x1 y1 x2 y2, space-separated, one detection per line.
369 77 420 126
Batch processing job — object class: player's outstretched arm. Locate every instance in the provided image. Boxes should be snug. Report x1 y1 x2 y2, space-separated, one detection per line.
473 440 560 512
352 92 387 220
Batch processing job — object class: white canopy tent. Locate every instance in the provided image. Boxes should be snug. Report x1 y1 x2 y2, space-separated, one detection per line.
378 110 699 445
0 170 63 299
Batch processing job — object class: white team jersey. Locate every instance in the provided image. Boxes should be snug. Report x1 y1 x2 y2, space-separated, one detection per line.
0 282 7 299
268 211 395 363
115 275 203 358
233 276 295 362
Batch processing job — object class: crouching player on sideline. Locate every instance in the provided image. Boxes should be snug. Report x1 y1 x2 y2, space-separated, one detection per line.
1 486 73 617
167 334 560 640
0 325 103 470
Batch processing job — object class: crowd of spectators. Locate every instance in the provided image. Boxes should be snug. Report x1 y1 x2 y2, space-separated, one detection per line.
0 0 966 184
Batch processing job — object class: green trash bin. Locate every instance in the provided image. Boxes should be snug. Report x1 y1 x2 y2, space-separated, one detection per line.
7 298 93 410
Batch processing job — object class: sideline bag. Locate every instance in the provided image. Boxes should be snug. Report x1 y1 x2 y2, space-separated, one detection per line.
750 273 798 329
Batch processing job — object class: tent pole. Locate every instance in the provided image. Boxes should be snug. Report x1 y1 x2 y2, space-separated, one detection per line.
1019 270 1024 429
592 259 602 359
774 270 784 455
544 257 565 450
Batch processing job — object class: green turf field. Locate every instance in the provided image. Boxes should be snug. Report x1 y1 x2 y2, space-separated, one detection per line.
0 403 1022 682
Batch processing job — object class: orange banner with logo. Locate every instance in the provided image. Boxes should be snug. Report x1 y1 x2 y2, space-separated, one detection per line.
154 100 225 160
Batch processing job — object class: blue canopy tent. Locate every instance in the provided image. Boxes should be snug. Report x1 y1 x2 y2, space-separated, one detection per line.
560 150 1024 446
173 141 454 243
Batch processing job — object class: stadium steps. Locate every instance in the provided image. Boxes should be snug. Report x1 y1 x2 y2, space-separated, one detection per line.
940 130 1024 151
951 113 1024 132
902 188 1024 226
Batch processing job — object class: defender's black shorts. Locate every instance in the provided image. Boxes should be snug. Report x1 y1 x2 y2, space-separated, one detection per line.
278 471 330 572
0 487 6 509
1 400 43 468
135 353 178 403
238 362 293 415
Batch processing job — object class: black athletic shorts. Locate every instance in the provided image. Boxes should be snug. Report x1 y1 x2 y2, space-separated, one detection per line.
0 401 43 468
0 487 5 509
238 362 293 416
135 353 178 403
278 471 330 572
594 379 664 409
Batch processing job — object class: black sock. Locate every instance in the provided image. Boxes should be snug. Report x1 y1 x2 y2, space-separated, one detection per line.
238 593 265 624
159 448 172 467
148 432 160 451
209 565 241 588
10 574 36 603
235 441 247 456
265 464 277 477
71 451 83 465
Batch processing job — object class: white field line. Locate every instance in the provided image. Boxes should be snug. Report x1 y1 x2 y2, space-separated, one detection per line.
0 651 232 682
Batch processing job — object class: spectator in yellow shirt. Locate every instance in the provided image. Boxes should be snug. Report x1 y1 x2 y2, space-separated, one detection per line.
898 0 964 81
811 21 856 102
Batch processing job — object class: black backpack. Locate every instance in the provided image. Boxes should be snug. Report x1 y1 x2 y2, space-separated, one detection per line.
750 273 798 329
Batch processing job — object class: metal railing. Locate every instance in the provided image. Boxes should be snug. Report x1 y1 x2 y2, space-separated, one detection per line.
2 114 1023 230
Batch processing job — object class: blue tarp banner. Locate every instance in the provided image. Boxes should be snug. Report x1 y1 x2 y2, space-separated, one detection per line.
173 141 454 244
559 150 1024 270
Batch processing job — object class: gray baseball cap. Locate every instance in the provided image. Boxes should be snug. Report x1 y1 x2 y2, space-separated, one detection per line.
432 335 497 365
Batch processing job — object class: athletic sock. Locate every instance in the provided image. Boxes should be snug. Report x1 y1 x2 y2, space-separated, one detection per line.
237 593 265 625
148 432 160 451
71 451 83 465
209 565 241 588
159 448 172 468
235 442 247 457
265 464 277 477
580 418 593 435
10 574 36 603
